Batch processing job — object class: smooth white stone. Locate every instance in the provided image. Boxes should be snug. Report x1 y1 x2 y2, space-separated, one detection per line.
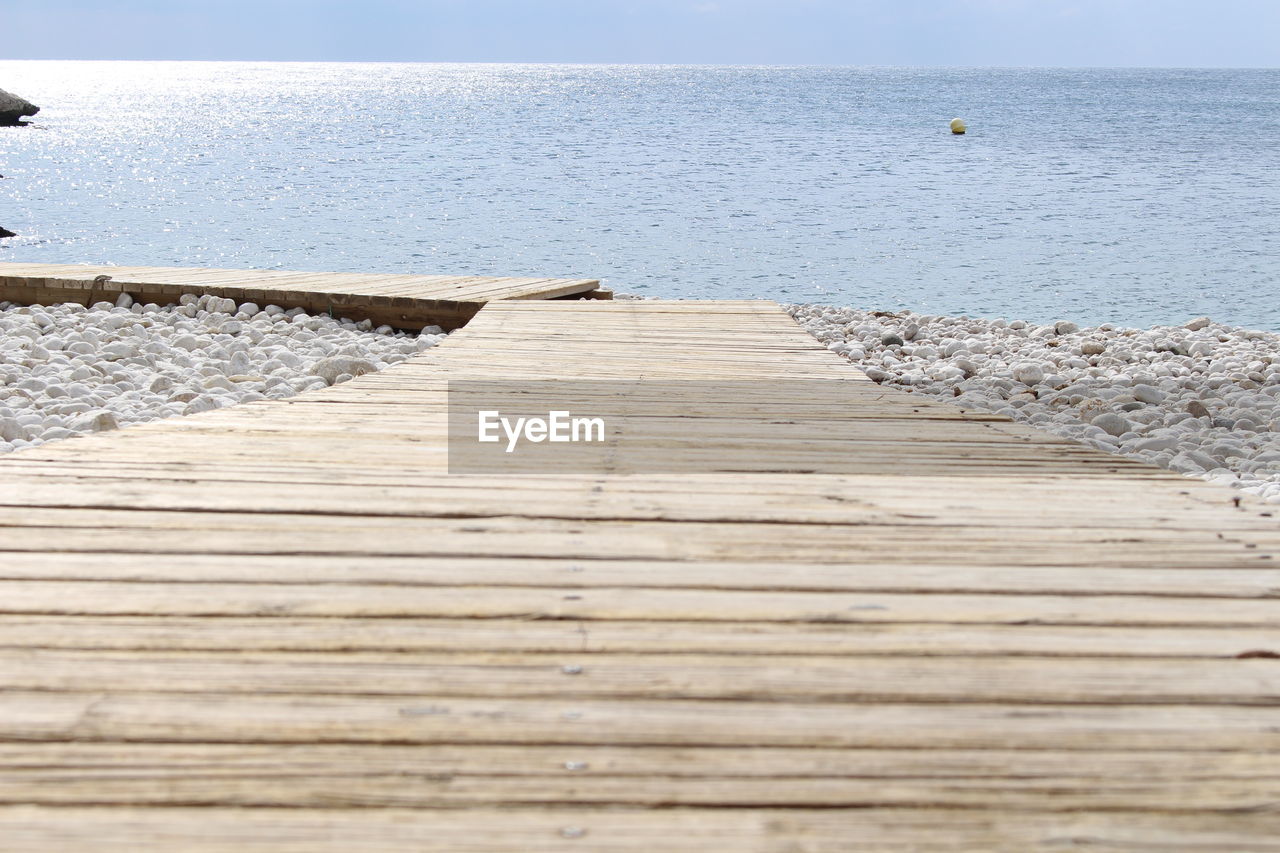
1132 384 1166 404
0 419 27 442
1132 435 1180 453
1092 413 1132 438
182 396 220 415
311 356 378 385
1011 362 1046 385
71 411 119 432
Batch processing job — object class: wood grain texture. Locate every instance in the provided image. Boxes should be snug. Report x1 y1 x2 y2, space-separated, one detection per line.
0 290 1277 849
1 806 1277 852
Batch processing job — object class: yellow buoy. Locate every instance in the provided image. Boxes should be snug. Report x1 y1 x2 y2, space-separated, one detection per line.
950 117 967 135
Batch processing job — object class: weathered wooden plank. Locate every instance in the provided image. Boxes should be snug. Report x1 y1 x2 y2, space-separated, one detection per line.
0 649 1276 704
0 615 1272 657
0 513 1271 566
0 471 1267 528
0 580 1276 626
4 742 1275 781
6 691 1280 749
0 553 1276 598
0 744 1277 811
0 262 601 331
0 263 600 302
2 743 1278 811
1 806 1277 852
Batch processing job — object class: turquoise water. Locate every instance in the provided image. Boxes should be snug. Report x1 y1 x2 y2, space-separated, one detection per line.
1 62 1277 329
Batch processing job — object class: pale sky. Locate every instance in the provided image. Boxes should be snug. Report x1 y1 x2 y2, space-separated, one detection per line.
3 0 1278 65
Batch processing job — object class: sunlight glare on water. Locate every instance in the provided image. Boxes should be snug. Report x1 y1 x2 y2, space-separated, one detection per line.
1 62 1277 329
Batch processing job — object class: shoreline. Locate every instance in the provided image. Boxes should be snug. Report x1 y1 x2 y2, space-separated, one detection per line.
789 303 1280 503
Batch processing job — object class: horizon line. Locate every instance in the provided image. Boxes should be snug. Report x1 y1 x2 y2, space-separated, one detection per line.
2 59 1277 70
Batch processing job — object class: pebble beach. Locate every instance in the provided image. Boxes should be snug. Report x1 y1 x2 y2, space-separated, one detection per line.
4 289 1280 508
790 304 1280 503
0 295 445 453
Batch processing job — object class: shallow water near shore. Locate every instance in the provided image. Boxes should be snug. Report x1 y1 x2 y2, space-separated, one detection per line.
1 62 1277 329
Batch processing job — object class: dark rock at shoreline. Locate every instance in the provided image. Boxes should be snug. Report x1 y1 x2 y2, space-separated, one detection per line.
0 88 40 125
0 227 16 239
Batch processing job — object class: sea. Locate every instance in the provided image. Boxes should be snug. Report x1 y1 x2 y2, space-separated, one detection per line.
1 62 1277 330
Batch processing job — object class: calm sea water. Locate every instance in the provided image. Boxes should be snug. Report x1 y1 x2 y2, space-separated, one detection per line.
1 62 1277 329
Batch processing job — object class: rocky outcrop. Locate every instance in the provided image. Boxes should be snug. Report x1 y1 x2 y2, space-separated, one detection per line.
0 88 39 125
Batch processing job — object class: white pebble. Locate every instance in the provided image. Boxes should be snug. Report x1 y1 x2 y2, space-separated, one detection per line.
311 356 378 385
1132 384 1166 405
0 297 442 456
786 302 1280 499
1011 362 1046 385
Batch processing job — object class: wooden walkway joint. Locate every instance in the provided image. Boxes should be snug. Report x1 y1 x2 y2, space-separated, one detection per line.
0 262 608 330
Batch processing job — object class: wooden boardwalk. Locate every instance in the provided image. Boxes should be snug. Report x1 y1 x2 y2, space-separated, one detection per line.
0 295 1278 850
0 262 605 330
